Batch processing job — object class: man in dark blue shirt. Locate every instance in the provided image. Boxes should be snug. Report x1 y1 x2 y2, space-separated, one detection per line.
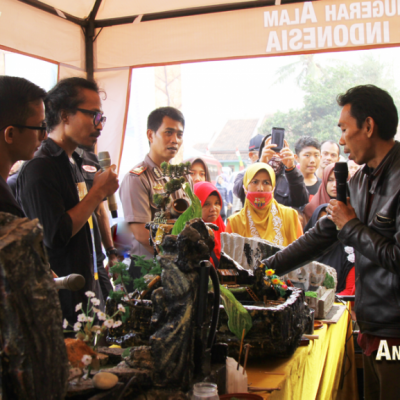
17 77 119 323
0 76 46 217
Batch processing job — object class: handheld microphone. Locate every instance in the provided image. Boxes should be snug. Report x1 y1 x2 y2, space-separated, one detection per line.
54 274 85 291
98 151 118 218
334 162 348 204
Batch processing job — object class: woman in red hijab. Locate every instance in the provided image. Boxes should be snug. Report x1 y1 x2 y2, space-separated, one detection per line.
303 163 336 222
194 181 226 268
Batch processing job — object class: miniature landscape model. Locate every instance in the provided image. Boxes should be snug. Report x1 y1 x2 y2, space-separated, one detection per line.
0 161 339 399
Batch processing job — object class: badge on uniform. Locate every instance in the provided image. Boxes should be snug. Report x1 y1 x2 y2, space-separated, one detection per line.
82 165 97 173
130 166 147 176
153 167 162 179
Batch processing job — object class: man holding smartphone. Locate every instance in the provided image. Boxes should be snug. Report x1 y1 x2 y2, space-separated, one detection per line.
233 132 308 209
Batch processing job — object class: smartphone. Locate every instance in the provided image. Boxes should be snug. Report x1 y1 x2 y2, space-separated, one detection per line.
271 127 285 153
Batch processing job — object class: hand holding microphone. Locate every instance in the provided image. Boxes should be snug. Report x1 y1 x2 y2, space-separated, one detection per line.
94 151 119 218
326 162 357 229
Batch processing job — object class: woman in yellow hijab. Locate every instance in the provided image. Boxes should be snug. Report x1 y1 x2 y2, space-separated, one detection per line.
226 163 302 247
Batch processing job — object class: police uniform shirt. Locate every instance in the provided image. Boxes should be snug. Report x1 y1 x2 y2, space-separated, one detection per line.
119 154 192 258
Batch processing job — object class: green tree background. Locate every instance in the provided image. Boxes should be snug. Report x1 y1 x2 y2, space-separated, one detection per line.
258 54 400 151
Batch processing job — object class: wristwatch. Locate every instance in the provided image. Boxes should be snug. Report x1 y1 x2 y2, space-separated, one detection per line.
106 247 118 257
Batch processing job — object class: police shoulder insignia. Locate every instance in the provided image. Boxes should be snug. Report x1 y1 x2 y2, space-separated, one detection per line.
153 167 162 178
130 166 147 175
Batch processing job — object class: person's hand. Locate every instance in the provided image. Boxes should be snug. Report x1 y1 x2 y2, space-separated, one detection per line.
260 136 278 163
279 139 295 169
106 254 118 276
92 165 119 198
326 197 357 229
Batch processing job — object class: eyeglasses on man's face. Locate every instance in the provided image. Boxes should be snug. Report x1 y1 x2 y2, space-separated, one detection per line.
0 122 47 140
76 108 106 128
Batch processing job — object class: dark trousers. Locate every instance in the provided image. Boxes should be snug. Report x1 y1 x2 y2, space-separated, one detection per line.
363 350 400 400
97 264 113 301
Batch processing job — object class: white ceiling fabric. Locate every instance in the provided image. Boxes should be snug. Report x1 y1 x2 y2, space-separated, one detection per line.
0 0 85 68
21 0 258 19
95 0 257 20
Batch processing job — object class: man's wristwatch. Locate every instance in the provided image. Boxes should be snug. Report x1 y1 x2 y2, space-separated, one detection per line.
106 247 118 257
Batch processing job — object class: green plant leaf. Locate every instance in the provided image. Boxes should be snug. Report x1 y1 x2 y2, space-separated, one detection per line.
122 347 132 358
219 284 252 340
171 183 202 235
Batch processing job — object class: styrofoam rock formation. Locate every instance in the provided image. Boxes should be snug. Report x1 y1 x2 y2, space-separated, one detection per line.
280 261 337 292
220 232 283 271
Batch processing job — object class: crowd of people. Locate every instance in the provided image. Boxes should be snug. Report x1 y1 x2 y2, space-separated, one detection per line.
1 75 399 399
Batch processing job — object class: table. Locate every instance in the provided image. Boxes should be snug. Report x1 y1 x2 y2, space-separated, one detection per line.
246 303 358 400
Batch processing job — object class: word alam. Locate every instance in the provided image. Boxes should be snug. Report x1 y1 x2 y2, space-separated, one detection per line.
264 1 398 52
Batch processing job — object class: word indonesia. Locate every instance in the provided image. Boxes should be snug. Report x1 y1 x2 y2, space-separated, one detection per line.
264 1 397 53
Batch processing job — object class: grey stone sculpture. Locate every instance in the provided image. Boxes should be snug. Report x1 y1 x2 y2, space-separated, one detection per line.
0 212 68 400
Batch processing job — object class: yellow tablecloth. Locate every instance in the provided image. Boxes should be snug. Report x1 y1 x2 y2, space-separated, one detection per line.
246 303 358 400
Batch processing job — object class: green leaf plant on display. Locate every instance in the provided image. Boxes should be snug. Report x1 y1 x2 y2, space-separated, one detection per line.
219 284 252 340
171 183 202 236
130 255 162 292
323 272 335 289
305 291 318 298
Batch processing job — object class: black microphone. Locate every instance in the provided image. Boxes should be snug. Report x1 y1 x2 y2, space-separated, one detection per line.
98 151 118 218
334 162 348 204
54 274 85 291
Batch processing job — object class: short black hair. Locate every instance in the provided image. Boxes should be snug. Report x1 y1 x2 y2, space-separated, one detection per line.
147 107 185 132
321 140 340 155
0 76 46 130
294 136 321 155
337 85 398 141
45 77 100 132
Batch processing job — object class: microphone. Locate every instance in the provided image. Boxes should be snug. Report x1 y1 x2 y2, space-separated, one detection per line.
98 151 118 218
54 274 86 291
334 162 348 204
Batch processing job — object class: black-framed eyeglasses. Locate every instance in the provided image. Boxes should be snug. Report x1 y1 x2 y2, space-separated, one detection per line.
0 122 47 139
76 108 106 128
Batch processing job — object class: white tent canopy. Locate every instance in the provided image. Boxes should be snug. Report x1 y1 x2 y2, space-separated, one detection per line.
1 0 400 168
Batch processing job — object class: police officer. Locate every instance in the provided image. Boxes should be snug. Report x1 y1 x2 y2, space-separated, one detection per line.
119 107 191 279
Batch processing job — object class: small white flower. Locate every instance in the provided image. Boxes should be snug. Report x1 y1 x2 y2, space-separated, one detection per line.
123 296 129 301
77 313 88 322
104 319 114 328
97 312 106 321
87 316 94 323
118 304 126 313
85 291 95 298
91 298 100 306
93 307 100 313
63 319 68 329
113 320 122 328
347 253 355 263
344 246 354 255
73 322 82 332
75 303 82 312
81 355 92 366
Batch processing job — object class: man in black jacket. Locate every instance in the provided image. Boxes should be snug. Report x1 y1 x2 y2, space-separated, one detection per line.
263 85 400 400
233 134 309 208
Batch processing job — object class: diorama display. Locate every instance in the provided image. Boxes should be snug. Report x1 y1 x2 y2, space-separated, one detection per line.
0 162 314 399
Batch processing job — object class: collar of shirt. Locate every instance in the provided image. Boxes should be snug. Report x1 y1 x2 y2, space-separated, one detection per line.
362 141 400 195
41 138 83 166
